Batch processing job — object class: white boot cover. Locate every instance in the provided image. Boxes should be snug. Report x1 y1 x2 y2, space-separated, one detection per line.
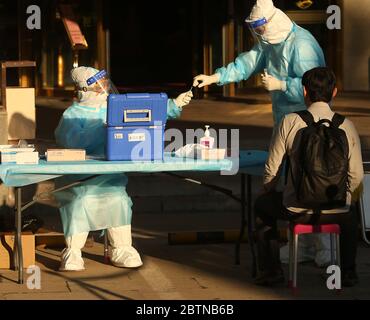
107 225 143 268
59 232 88 271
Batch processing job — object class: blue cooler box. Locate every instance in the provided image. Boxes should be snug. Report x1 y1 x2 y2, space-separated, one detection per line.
106 126 164 161
106 93 168 161
107 93 168 127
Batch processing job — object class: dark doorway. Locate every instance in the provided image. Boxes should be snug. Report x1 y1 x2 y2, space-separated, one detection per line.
0 1 19 87
109 1 195 93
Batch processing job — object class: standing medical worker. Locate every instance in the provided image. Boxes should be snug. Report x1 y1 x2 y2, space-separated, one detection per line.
193 0 331 267
55 67 192 271
194 0 325 127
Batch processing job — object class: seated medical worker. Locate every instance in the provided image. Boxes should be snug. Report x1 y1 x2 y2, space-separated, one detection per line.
55 66 192 271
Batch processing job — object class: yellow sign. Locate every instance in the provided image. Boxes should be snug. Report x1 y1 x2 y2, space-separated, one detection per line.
296 0 313 10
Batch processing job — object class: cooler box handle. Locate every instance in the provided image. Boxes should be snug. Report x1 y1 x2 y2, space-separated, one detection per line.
126 93 151 99
123 109 152 123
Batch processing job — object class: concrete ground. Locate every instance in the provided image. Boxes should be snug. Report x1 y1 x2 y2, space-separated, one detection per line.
1 92 370 300
1 213 370 300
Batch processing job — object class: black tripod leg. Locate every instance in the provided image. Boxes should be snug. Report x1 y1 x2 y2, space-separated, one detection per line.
247 174 257 278
235 174 246 265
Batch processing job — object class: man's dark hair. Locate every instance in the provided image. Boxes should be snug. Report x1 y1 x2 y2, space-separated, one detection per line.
302 67 336 103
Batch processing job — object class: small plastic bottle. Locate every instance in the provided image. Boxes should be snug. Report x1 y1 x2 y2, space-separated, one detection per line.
200 125 215 149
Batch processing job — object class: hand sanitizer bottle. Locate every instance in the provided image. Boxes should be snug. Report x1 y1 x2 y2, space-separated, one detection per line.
200 125 214 149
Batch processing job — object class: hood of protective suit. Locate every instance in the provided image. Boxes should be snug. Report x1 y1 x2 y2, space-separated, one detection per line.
247 0 293 45
71 66 108 108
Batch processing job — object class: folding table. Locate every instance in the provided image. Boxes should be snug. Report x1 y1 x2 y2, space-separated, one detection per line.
0 154 233 284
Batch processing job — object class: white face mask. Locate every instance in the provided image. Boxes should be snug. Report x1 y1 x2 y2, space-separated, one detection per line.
78 90 108 108
250 9 293 45
261 19 290 44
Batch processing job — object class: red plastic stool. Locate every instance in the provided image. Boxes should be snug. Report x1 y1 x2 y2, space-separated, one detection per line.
288 223 341 293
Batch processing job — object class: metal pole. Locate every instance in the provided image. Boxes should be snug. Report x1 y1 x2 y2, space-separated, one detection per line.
15 187 23 284
359 199 370 246
293 234 299 290
104 230 109 264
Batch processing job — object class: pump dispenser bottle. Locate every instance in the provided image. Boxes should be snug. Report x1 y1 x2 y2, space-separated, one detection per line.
200 125 215 149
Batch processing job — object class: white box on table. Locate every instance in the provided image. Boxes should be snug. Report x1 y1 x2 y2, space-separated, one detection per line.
16 151 39 164
0 145 37 164
200 148 226 160
46 149 86 162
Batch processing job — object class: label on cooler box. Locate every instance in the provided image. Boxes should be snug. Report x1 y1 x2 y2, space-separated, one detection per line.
128 133 146 142
114 133 124 139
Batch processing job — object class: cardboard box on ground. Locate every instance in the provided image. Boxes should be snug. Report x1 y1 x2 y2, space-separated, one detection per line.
0 232 35 269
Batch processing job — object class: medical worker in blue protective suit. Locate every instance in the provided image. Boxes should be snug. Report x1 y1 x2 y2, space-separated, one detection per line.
193 0 331 267
193 0 325 127
55 67 193 271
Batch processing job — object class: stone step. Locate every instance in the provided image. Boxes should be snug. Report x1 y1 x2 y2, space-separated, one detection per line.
131 194 241 214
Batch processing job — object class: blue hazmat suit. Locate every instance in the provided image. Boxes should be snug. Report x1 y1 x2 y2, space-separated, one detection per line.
213 0 331 268
215 23 325 126
54 98 182 237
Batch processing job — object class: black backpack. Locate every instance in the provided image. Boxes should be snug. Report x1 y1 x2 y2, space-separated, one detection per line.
288 110 349 211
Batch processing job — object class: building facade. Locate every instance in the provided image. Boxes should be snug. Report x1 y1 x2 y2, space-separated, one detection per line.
2 0 369 99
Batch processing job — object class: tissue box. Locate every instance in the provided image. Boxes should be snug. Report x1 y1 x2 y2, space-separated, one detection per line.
46 149 86 162
201 148 226 160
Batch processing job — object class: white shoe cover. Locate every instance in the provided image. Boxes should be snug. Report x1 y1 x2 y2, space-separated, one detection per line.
280 233 332 267
280 241 316 264
314 234 332 267
111 246 143 268
59 232 88 271
107 225 143 268
59 248 85 271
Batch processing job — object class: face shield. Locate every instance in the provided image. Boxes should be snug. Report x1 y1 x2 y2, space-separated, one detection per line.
246 16 268 48
245 10 276 46
83 70 119 96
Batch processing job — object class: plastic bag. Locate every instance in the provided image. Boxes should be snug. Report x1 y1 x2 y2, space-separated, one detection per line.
173 144 207 158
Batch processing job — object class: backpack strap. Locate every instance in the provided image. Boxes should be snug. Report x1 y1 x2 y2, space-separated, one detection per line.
331 113 345 128
295 110 314 126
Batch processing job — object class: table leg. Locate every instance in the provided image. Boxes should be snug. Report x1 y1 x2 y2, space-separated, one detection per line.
247 174 257 278
235 174 246 265
15 187 24 284
104 230 110 264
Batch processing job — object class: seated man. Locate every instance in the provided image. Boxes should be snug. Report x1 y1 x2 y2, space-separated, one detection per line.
54 66 192 271
254 67 364 287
